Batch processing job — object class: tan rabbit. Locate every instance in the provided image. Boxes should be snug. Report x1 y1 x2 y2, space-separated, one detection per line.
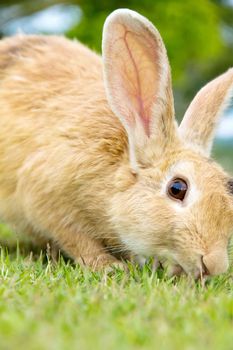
0 9 232 277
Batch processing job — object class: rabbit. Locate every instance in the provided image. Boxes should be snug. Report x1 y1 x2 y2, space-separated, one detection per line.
0 8 232 278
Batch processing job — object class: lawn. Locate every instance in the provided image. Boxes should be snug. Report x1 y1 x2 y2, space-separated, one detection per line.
0 243 232 350
0 143 232 350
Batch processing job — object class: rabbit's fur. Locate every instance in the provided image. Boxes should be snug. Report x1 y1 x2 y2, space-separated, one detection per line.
0 9 232 277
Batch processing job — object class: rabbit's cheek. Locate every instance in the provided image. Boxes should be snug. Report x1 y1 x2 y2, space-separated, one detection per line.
118 234 156 257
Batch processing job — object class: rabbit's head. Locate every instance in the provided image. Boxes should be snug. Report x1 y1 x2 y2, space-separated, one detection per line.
102 9 233 277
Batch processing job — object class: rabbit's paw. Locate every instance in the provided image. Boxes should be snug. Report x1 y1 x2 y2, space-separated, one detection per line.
77 254 127 274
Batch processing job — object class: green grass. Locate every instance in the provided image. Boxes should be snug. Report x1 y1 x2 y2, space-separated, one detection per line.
0 243 232 350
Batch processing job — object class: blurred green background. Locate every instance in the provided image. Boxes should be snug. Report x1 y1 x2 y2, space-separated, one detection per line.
0 0 232 172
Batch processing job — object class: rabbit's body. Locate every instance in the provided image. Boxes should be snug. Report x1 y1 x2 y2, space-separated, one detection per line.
0 35 130 265
0 9 232 276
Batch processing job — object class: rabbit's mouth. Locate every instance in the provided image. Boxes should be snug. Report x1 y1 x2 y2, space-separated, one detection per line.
155 257 211 282
162 262 209 282
160 251 229 281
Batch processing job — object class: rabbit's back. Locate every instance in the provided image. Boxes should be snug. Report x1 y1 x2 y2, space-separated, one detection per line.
0 35 127 230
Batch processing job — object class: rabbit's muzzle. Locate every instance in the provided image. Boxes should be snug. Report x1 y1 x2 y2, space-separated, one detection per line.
167 246 229 279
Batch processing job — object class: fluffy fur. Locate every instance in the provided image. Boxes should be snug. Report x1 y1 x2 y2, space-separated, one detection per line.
0 9 232 276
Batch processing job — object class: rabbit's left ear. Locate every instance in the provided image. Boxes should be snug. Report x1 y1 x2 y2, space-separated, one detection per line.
102 9 177 170
179 69 233 156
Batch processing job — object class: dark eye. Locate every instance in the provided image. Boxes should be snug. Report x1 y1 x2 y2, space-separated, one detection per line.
227 180 233 195
167 178 188 201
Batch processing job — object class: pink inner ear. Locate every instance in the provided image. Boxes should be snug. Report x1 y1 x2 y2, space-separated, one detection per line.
122 30 152 136
104 21 160 137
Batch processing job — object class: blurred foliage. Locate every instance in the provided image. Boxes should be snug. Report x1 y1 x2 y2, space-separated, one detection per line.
0 0 232 117
68 0 223 84
0 0 232 170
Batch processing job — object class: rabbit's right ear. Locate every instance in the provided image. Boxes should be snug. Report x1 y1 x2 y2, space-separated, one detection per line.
179 69 233 156
102 9 177 171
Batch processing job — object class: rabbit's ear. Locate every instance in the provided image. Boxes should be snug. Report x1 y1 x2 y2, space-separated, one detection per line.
179 68 233 156
102 9 176 171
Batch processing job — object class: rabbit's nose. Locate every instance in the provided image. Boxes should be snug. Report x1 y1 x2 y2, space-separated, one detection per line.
202 249 229 276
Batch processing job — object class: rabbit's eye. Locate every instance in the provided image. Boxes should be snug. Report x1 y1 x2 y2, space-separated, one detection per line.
167 178 188 201
227 180 233 195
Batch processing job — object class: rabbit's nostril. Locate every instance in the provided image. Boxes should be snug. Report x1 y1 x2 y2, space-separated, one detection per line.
194 257 210 281
201 256 210 276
